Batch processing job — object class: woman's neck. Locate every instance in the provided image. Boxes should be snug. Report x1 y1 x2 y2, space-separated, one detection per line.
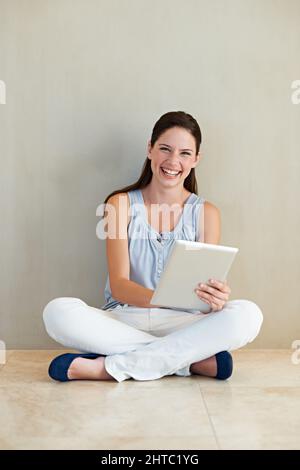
141 182 191 206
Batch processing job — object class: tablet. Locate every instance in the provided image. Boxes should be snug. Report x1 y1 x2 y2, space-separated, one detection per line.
150 240 239 313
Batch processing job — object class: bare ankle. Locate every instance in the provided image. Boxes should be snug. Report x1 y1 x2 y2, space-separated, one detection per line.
67 356 115 381
190 355 217 377
100 357 115 380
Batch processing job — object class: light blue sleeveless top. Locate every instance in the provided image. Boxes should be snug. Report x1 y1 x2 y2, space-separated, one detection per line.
101 188 205 310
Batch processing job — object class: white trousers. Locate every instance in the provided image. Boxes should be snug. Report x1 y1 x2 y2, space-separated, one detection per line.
43 298 263 382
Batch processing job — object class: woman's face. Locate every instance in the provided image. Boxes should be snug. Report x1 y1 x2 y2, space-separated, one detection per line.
147 126 200 187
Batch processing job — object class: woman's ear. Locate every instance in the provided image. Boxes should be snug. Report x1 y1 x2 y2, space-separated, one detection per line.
191 151 202 168
147 141 152 159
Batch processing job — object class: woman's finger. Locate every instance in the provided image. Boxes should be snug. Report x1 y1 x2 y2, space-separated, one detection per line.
210 298 224 311
196 291 211 305
195 286 228 302
208 279 231 295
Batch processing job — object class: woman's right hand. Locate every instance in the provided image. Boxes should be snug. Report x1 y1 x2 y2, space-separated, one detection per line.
194 279 231 312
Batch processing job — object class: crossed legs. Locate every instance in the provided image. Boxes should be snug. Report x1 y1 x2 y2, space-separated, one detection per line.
43 298 263 382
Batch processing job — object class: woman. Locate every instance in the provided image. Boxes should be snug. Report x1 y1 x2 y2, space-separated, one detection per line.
43 111 263 383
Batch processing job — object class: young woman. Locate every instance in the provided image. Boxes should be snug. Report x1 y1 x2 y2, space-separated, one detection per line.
43 111 263 383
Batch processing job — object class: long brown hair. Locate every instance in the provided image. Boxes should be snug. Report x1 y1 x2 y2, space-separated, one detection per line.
103 110 202 204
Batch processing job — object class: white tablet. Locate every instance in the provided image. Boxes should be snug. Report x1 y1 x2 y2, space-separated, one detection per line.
150 240 239 313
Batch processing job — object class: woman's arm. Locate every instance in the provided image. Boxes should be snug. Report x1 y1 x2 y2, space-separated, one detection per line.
104 192 159 308
112 279 156 308
194 201 221 312
195 201 231 311
200 201 221 245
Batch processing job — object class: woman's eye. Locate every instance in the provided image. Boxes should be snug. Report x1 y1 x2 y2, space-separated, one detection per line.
160 147 191 156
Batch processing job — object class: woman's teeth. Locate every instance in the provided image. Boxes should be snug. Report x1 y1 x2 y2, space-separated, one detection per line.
161 167 181 177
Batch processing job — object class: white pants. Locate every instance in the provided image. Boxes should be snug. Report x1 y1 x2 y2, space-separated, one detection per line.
43 298 263 382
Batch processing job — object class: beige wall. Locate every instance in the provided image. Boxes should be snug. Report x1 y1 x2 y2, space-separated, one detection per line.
0 0 299 349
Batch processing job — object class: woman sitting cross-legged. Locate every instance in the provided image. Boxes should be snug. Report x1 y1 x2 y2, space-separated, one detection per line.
43 110 263 383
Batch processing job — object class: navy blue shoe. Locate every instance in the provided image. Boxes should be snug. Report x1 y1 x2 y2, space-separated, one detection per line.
48 353 105 382
215 351 233 380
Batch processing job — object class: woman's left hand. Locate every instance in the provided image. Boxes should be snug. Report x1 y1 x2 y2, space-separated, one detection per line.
194 279 231 312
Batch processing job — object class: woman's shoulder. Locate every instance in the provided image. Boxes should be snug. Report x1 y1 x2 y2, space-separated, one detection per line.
203 199 221 224
203 199 220 213
105 192 131 227
106 191 129 205
202 200 221 244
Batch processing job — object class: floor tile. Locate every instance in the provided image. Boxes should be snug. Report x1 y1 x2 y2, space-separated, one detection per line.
201 385 300 449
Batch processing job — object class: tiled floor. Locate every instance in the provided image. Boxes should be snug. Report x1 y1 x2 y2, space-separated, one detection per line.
0 349 299 450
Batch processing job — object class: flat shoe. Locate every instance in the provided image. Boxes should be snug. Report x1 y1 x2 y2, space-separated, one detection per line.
48 353 105 382
215 351 233 380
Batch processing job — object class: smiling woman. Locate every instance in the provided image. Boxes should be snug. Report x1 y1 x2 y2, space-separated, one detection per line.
43 110 263 384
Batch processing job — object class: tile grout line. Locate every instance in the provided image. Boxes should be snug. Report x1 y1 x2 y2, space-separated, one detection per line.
198 383 222 450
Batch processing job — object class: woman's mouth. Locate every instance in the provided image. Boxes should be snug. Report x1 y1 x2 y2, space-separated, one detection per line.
160 167 182 179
